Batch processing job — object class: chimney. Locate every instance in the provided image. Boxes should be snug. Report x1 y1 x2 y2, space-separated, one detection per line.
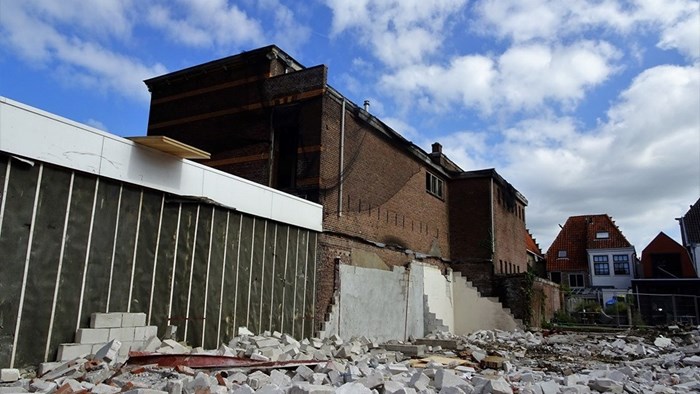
363 100 370 111
432 142 442 154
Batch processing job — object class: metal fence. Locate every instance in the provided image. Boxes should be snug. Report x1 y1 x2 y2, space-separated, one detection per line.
565 291 700 327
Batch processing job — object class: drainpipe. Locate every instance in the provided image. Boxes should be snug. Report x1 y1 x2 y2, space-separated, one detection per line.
490 178 495 260
338 99 346 217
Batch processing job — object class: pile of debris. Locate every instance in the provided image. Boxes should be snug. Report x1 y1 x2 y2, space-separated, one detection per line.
2 326 699 393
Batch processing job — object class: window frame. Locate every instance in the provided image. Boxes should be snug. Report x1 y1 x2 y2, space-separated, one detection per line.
593 255 610 275
557 250 567 258
613 254 630 275
595 231 609 239
425 171 444 199
569 273 585 288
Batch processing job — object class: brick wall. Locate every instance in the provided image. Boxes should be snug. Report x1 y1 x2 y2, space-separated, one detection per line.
319 96 451 258
492 182 528 274
449 177 492 261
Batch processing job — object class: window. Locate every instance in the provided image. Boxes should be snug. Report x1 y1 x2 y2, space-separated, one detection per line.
595 231 609 239
426 172 444 199
550 272 562 283
593 255 609 275
558 250 567 258
569 273 585 288
613 255 630 275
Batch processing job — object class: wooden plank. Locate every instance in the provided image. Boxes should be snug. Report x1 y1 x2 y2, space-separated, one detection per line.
128 136 211 159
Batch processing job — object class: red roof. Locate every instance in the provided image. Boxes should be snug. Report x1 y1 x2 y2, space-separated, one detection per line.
546 214 632 272
525 229 542 256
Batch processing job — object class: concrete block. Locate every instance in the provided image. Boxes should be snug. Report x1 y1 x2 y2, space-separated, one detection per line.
1 369 20 382
246 371 271 390
121 313 147 327
382 344 425 357
57 343 93 361
288 382 335 394
143 336 161 352
91 313 122 328
134 326 158 341
76 328 110 344
29 379 57 393
91 384 121 394
121 390 168 394
94 340 121 362
414 338 459 349
108 327 135 342
336 382 372 393
38 362 63 377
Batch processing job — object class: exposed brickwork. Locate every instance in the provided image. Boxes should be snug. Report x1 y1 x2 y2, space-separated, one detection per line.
143 45 533 334
495 275 561 327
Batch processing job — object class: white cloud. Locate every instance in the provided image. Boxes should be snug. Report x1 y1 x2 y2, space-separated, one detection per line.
474 0 699 60
0 1 166 102
657 12 700 60
380 41 619 115
494 64 700 249
146 0 264 50
324 0 468 67
85 118 108 131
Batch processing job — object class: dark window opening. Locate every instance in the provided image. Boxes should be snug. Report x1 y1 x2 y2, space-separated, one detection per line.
569 273 585 288
651 253 682 278
274 125 298 189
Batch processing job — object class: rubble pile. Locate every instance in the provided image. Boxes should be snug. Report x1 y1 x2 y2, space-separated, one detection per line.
2 326 699 393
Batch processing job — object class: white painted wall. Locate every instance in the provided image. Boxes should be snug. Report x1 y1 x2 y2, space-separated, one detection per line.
0 97 322 232
420 264 455 330
320 263 520 341
587 247 636 289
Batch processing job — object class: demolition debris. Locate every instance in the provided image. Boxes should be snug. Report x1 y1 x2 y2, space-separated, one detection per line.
2 324 700 393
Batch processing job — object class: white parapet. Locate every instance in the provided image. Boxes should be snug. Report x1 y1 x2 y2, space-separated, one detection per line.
0 97 322 232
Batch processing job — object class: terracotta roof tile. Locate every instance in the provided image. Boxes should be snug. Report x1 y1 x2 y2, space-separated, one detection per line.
545 214 632 272
525 229 542 256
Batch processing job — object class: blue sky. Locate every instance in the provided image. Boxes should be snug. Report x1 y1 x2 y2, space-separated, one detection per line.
1 0 699 252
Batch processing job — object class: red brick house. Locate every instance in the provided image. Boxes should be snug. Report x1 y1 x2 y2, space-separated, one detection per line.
143 45 530 330
546 214 636 291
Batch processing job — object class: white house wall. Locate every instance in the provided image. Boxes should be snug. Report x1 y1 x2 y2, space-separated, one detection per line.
587 247 636 289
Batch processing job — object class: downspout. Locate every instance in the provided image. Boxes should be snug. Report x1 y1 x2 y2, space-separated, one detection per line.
268 111 275 187
490 178 495 260
338 99 346 217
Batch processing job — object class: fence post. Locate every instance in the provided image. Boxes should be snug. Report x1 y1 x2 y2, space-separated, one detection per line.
672 294 677 323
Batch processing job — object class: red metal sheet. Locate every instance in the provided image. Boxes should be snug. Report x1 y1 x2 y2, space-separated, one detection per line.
126 352 322 369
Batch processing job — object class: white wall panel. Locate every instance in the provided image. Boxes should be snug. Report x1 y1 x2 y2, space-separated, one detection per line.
0 97 322 231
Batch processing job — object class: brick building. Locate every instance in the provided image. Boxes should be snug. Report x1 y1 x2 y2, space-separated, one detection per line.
143 45 529 330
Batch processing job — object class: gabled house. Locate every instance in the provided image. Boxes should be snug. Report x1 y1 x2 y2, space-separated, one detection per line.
546 214 636 292
640 232 696 278
678 197 700 275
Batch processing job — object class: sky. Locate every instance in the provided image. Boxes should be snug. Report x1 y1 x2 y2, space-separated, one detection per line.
1 0 699 253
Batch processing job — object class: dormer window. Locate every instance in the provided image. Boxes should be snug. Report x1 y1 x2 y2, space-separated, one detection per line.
557 250 567 258
595 231 609 239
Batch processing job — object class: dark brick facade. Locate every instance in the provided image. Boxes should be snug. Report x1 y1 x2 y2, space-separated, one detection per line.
144 45 530 332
